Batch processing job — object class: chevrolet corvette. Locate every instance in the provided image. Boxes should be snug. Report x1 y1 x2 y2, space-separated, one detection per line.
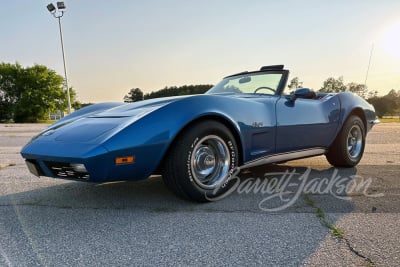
21 65 379 201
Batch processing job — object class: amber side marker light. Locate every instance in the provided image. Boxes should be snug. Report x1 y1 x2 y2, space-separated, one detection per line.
115 156 135 165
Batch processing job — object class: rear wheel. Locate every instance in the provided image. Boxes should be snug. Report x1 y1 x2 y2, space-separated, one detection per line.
163 120 238 202
326 115 365 167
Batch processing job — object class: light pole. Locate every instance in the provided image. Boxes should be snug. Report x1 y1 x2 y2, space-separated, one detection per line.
364 44 374 93
47 2 71 114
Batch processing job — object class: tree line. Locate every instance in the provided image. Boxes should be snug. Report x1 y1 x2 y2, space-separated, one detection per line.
316 76 399 118
124 76 399 118
0 62 80 122
124 85 213 102
1 62 398 122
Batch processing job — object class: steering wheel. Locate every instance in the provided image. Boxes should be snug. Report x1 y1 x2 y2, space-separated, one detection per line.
254 86 276 94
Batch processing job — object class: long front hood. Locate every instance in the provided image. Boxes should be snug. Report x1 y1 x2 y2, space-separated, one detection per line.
26 95 193 144
90 95 191 117
20 96 192 181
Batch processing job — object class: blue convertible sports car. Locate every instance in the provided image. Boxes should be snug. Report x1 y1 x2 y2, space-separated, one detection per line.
21 65 379 201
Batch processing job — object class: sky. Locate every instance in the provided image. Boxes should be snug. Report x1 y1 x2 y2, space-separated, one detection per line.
1 0 400 103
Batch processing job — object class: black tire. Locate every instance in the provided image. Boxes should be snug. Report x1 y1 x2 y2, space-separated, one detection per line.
162 120 238 202
326 115 365 167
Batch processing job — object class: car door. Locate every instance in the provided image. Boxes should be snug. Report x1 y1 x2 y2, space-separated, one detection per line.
275 94 341 153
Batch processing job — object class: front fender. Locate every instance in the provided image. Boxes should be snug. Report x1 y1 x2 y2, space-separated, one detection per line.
337 92 377 133
103 95 276 174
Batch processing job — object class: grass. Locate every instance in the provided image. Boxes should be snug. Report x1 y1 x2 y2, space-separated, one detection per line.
303 194 374 265
379 117 400 123
37 120 56 124
303 194 345 239
330 227 345 239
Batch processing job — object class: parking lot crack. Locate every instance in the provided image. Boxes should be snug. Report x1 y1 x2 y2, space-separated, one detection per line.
342 237 374 266
303 194 375 266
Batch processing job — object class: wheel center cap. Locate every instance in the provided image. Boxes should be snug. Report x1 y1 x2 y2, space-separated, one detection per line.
194 146 217 176
204 155 215 168
351 137 356 145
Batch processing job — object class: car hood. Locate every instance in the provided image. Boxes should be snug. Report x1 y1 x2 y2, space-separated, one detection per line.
27 95 193 145
90 95 191 118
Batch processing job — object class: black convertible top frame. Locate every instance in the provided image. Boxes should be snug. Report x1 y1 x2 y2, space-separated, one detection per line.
259 65 284 71
225 65 286 78
224 65 289 95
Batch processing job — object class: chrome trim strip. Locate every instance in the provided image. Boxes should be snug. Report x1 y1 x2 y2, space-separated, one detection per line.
370 119 380 125
240 148 327 169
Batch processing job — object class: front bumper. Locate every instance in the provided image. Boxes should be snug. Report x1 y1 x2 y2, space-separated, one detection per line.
21 141 166 183
22 142 111 182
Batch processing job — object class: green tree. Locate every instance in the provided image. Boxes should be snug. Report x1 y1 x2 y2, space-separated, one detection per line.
0 62 71 122
287 77 303 93
69 87 82 110
124 88 144 102
0 63 21 121
80 103 94 108
319 77 377 100
368 89 400 118
143 84 212 99
367 90 378 99
319 77 347 93
368 96 391 118
347 82 367 98
386 89 400 105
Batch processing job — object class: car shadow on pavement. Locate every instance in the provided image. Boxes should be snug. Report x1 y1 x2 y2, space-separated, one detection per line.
1 164 360 213
2 164 386 266
2 165 364 211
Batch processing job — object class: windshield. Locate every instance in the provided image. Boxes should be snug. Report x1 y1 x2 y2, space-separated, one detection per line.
206 72 283 95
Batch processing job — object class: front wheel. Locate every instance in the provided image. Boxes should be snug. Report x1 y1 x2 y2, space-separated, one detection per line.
162 120 238 202
326 115 365 167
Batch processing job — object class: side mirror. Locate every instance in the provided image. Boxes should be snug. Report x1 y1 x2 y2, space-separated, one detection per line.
290 88 316 101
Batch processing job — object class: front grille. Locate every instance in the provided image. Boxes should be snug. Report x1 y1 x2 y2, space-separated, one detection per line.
44 161 90 180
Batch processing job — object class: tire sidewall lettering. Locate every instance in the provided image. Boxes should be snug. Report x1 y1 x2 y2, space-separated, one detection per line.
186 133 237 191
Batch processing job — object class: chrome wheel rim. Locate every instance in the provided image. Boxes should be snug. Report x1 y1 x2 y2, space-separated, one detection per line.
347 125 363 159
191 135 230 190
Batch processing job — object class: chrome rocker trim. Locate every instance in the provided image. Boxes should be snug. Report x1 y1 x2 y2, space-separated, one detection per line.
240 148 327 169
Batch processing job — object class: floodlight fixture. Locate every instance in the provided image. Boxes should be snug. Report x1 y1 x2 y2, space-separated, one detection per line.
47 3 56 13
57 2 66 10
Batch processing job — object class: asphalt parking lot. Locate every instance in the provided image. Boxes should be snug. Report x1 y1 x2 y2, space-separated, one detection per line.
0 123 399 266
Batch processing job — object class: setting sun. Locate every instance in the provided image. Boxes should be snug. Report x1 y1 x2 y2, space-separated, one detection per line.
382 22 400 58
